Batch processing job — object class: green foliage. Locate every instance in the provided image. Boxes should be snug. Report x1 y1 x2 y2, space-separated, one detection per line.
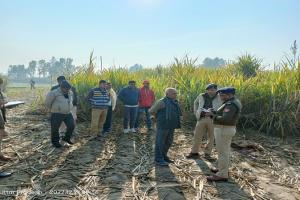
71 54 300 138
232 53 262 78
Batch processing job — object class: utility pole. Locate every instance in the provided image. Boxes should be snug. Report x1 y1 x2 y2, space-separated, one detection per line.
100 56 103 71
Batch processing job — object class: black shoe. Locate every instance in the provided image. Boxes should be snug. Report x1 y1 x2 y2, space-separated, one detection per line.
204 154 215 161
186 153 200 159
62 138 74 145
53 143 63 148
0 171 12 178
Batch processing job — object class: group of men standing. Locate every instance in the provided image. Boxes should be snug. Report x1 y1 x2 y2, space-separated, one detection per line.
148 83 242 182
45 77 242 182
45 77 156 147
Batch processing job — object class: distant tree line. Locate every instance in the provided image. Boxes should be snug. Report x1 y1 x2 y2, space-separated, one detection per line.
7 57 76 81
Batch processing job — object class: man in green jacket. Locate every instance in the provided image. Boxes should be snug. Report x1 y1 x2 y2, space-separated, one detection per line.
206 87 242 182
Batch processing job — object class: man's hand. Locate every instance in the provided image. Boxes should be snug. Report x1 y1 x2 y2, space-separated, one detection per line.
0 99 5 106
0 129 8 138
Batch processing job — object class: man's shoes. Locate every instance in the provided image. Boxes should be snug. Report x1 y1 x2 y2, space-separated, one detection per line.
165 157 175 164
155 161 169 166
62 138 74 145
0 171 12 178
52 143 63 148
186 153 200 159
204 154 215 161
123 129 130 134
131 128 137 133
0 155 12 162
207 175 228 182
210 167 219 173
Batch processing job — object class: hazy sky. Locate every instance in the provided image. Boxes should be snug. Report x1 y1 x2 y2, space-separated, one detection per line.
0 0 299 73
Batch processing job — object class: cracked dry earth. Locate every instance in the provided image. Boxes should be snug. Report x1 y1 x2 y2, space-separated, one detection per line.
0 88 299 200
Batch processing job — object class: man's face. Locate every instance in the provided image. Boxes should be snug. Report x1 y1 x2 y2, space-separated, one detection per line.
129 83 136 88
58 79 65 85
143 83 150 88
99 82 106 89
219 93 231 101
106 83 111 90
167 90 178 100
207 88 217 97
61 87 70 94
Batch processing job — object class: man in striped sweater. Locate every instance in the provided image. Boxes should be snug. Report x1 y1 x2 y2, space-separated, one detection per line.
87 80 110 136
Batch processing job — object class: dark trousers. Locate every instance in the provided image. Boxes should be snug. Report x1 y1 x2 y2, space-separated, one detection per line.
123 107 138 129
135 107 152 129
103 106 113 132
155 128 174 163
51 113 74 145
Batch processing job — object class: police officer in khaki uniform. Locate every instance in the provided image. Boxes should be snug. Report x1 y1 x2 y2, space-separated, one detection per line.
186 83 222 159
206 87 242 182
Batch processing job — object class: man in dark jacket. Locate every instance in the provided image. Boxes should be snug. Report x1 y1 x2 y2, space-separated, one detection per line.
149 87 182 166
118 81 140 133
206 87 242 182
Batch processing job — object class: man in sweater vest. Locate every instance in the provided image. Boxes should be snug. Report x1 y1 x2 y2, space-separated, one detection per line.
87 80 110 136
186 83 222 159
150 88 182 166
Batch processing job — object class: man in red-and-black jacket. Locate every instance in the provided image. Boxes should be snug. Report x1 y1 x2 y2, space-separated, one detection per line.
135 80 155 131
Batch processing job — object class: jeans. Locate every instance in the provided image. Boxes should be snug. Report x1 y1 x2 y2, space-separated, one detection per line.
123 107 138 129
135 107 152 129
51 113 75 145
155 128 174 163
103 106 113 133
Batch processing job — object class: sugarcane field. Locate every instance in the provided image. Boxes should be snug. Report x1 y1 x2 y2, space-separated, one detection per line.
1 1 300 200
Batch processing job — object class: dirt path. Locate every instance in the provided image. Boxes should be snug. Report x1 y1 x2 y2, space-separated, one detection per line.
0 88 299 200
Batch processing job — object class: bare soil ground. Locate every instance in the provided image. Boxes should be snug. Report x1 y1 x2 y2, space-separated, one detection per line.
0 88 299 200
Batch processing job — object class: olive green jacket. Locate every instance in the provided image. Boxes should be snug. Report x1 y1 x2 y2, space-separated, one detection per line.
213 97 242 126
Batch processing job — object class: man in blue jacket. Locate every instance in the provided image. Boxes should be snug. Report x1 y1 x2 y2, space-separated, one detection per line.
118 80 140 133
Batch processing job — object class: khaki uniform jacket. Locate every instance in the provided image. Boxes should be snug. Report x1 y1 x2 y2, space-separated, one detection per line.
45 88 74 114
194 93 222 120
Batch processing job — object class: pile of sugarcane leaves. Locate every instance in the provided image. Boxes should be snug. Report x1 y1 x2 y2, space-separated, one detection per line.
127 130 300 200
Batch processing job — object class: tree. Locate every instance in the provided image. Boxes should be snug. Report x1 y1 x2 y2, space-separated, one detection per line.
8 65 27 80
38 59 46 78
201 57 226 68
28 60 37 78
129 64 143 72
233 54 262 78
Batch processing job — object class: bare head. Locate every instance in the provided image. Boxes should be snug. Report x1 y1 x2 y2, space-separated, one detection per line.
165 87 178 100
205 83 218 97
99 80 106 89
